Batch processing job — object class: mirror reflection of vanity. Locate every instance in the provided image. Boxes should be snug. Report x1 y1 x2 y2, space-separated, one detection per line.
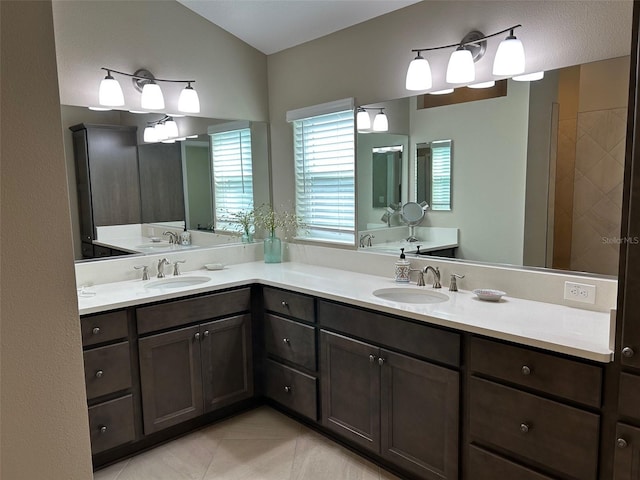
356 55 630 277
61 105 271 261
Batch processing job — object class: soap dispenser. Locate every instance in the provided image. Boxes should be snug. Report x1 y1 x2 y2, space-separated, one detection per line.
395 248 411 283
180 227 191 246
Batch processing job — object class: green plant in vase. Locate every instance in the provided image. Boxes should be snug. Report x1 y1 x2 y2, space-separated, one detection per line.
254 204 301 263
219 208 255 243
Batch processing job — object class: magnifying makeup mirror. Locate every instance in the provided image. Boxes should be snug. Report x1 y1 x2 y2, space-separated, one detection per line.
401 201 428 241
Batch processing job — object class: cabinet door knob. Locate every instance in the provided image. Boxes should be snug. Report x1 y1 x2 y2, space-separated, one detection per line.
378 357 385 366
617 438 628 449
194 332 200 340
203 330 209 337
520 423 530 433
283 338 290 345
622 347 635 358
284 386 292 393
92 327 100 335
99 425 108 434
95 370 104 378
281 301 288 308
521 365 531 376
369 354 376 363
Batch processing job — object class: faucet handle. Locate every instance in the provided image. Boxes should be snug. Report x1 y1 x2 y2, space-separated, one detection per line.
449 273 465 292
410 269 425 286
134 265 149 281
172 260 186 276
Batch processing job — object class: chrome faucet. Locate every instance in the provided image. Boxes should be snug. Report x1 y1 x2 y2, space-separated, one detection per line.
163 231 178 245
134 265 150 281
449 274 465 291
157 258 170 278
410 268 426 286
424 266 441 288
172 260 186 276
359 233 374 248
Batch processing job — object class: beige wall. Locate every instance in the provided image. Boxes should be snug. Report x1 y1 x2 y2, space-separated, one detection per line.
267 0 632 219
52 0 269 122
1 1 93 479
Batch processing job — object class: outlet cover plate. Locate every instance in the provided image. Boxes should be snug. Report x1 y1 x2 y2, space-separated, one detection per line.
564 281 596 304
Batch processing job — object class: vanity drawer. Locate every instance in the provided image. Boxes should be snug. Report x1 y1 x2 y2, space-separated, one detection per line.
88 394 135 454
468 445 554 480
318 300 460 367
137 288 251 334
265 359 318 420
469 336 602 407
469 377 600 480
81 310 128 347
619 372 640 420
84 341 132 400
263 287 315 323
265 314 316 370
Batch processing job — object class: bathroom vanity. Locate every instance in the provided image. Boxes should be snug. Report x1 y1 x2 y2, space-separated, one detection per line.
78 261 613 479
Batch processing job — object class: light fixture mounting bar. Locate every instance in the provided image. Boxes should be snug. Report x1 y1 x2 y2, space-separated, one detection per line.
100 67 195 84
410 24 522 53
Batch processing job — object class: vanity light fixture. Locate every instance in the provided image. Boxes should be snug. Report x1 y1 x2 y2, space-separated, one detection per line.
513 71 544 82
356 107 389 132
97 68 200 113
144 115 181 143
372 109 389 132
468 80 496 89
406 25 524 91
429 88 455 95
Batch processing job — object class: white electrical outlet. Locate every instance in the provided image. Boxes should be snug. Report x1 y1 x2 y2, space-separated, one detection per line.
564 281 596 304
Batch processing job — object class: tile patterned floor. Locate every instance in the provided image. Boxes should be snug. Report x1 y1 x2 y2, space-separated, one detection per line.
94 407 403 480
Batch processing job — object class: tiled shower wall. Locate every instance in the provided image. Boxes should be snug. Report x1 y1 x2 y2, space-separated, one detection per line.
570 107 626 275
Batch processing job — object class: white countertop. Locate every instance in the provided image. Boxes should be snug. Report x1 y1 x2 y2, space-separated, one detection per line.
93 236 201 255
77 262 613 363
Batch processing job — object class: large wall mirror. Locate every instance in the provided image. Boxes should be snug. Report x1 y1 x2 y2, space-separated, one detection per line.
61 106 271 261
356 55 630 278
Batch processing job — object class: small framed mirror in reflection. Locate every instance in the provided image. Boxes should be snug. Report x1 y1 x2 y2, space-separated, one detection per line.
416 140 452 212
372 145 403 208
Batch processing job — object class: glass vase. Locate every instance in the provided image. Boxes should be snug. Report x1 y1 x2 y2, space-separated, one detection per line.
241 232 254 244
263 233 282 263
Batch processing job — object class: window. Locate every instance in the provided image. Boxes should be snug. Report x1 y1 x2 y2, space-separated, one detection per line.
211 127 253 231
290 101 355 244
430 140 452 211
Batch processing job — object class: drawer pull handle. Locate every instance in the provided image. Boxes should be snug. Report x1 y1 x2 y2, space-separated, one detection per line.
92 327 101 335
99 425 108 434
520 423 530 433
284 386 292 393
369 354 376 363
378 357 385 366
203 330 209 338
521 365 531 376
95 370 104 378
617 438 628 449
622 347 635 358
283 338 291 345
281 301 289 308
194 333 200 340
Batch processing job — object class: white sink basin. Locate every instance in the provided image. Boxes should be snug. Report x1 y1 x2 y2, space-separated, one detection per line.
145 276 210 290
135 242 170 249
373 287 449 304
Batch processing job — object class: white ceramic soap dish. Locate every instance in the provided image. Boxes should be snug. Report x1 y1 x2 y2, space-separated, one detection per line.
204 263 225 271
472 288 506 302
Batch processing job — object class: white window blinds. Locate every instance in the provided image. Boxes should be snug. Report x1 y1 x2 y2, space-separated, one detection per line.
211 128 253 231
293 110 355 243
430 140 452 211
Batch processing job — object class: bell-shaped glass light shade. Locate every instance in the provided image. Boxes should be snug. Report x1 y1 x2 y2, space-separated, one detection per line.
356 109 371 130
164 120 179 138
141 82 165 110
493 34 525 76
143 126 158 143
429 88 454 95
446 47 475 84
468 80 496 89
405 53 432 91
178 84 200 113
513 71 544 82
372 111 389 132
98 73 124 107
154 123 168 141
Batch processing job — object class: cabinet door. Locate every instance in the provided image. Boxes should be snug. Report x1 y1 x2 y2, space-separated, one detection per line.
614 423 640 479
139 325 203 434
201 314 253 412
320 330 380 453
380 349 459 480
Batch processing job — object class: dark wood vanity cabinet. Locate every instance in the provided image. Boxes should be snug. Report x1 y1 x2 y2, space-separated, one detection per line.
70 124 140 256
467 336 603 480
137 289 253 435
318 301 460 480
